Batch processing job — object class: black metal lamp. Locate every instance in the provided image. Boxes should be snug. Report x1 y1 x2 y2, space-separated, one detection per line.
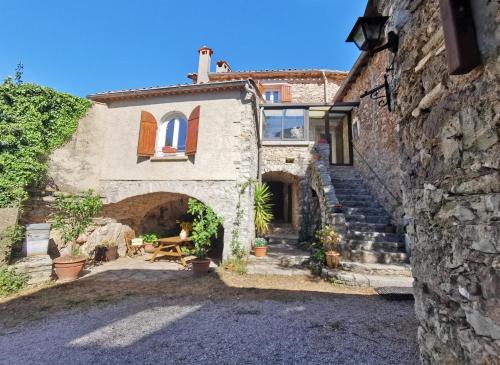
346 16 398 55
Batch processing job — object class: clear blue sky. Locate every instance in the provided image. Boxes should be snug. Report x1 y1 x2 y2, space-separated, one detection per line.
0 1 366 97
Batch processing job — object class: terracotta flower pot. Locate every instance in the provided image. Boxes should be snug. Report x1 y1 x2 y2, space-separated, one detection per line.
105 246 118 261
333 204 343 213
325 251 341 269
53 256 87 281
192 258 210 274
144 243 156 253
254 246 268 257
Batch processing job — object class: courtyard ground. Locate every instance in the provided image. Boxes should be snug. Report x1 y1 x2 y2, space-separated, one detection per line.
0 257 419 365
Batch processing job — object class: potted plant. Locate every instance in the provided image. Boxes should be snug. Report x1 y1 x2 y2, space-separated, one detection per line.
187 198 222 274
140 233 159 253
99 240 118 261
253 237 268 257
52 190 102 281
177 221 192 241
316 226 341 269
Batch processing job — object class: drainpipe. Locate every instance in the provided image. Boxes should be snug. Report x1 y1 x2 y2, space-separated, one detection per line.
322 71 328 103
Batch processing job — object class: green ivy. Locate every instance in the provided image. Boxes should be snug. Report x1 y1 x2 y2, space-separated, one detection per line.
0 77 91 207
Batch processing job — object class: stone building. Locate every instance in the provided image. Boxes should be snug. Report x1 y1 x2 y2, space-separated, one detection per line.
337 0 499 363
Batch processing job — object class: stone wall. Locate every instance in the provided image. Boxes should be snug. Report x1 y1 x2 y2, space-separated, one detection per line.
378 0 499 363
23 86 260 260
340 52 404 227
290 79 341 104
261 143 315 239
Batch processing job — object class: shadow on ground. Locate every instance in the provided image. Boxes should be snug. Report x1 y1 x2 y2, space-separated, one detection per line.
0 267 419 365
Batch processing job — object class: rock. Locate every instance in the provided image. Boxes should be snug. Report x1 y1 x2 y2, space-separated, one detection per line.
83 222 134 258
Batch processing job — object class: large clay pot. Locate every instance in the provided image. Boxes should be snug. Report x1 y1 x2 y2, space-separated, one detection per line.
192 258 210 274
105 246 118 261
325 251 341 269
254 246 268 257
144 243 156 253
53 256 87 281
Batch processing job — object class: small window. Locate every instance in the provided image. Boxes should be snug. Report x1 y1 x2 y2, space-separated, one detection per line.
157 116 188 155
263 109 306 140
264 90 280 103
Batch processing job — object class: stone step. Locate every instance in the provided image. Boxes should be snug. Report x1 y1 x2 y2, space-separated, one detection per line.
339 200 383 208
345 239 405 252
334 188 370 195
266 235 299 245
345 214 391 224
343 207 388 216
346 222 395 233
340 261 412 276
331 179 365 187
336 194 373 202
347 230 403 243
347 249 409 264
322 267 414 288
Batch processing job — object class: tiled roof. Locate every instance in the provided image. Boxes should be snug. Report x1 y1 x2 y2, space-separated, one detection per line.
187 68 348 82
87 80 252 103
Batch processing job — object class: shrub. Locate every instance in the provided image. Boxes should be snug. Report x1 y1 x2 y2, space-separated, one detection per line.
187 198 222 259
254 182 273 236
52 190 102 252
0 266 28 296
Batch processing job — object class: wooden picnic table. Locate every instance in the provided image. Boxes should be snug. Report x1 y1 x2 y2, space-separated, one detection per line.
149 236 190 266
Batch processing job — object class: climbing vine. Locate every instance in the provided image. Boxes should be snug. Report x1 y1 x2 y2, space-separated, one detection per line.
230 179 254 259
0 73 91 207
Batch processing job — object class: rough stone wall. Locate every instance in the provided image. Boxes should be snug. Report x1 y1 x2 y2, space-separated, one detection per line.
379 0 499 363
261 144 315 239
290 79 341 104
341 52 404 227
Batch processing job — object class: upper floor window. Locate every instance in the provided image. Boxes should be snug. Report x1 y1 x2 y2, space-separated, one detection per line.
156 115 187 155
264 90 280 103
263 108 306 140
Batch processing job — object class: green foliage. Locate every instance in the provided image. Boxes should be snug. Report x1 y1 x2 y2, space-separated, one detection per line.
254 237 267 247
0 224 24 264
315 225 341 251
230 181 252 260
254 182 273 236
52 190 102 247
0 266 28 296
180 246 193 256
0 76 91 207
187 198 222 259
221 257 247 275
140 233 159 243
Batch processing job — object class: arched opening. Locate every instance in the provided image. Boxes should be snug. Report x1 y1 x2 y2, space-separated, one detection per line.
262 171 300 234
101 192 224 263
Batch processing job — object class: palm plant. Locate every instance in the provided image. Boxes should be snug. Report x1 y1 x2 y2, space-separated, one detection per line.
254 182 273 236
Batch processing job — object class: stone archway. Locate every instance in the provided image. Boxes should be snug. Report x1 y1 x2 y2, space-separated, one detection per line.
262 171 301 232
97 180 252 259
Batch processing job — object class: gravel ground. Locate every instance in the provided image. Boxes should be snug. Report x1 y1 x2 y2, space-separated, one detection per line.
0 290 419 365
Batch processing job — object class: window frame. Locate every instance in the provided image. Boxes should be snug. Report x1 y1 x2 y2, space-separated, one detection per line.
156 113 188 156
262 107 309 142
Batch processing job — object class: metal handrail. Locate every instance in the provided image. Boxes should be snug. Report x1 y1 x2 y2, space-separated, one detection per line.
351 143 402 204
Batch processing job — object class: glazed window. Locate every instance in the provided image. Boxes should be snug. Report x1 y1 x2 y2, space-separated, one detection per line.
264 90 280 103
263 108 306 140
156 116 187 155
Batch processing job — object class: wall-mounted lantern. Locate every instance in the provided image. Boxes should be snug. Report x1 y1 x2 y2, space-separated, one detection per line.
346 15 399 112
346 16 399 55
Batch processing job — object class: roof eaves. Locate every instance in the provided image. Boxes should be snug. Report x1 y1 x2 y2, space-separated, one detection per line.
87 80 250 102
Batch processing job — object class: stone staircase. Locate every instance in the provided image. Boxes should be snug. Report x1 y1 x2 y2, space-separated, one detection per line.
326 166 412 288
